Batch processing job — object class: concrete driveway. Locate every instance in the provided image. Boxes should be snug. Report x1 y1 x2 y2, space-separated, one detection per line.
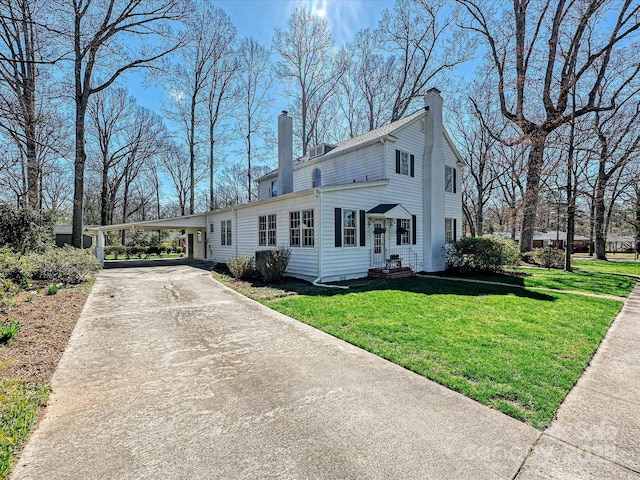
13 261 539 479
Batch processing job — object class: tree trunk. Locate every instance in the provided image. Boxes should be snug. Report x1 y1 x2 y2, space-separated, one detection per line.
189 95 196 215
71 101 87 248
593 162 607 260
100 163 110 225
209 131 215 211
475 193 484 237
519 132 547 252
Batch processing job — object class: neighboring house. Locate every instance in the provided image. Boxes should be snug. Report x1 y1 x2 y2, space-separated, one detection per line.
494 231 590 252
87 88 464 282
54 224 94 249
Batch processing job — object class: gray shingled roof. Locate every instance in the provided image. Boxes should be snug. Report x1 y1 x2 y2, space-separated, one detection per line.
257 108 427 181
295 108 426 166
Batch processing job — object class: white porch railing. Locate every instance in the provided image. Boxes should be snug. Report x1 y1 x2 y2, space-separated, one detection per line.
370 247 418 271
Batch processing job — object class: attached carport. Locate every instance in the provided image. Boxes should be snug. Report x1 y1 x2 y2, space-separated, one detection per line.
84 213 208 266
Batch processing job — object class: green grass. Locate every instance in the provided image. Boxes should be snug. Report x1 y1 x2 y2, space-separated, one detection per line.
463 267 637 297
254 276 623 428
0 380 48 478
572 259 640 277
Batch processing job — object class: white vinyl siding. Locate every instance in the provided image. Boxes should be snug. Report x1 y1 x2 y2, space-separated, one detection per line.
207 192 319 280
294 142 383 191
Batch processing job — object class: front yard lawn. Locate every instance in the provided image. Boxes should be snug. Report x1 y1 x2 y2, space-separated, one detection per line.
457 267 637 297
571 259 640 277
219 273 626 429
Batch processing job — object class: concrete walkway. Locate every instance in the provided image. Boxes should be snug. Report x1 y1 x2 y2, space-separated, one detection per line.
11 261 640 479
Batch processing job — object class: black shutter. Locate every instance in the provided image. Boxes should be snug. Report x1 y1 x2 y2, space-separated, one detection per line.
453 168 457 193
396 224 401 245
453 219 457 241
395 149 400 174
334 208 342 247
359 210 366 246
410 154 415 177
412 215 417 244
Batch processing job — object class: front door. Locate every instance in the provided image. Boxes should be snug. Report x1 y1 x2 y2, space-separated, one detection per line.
187 233 194 258
372 221 385 268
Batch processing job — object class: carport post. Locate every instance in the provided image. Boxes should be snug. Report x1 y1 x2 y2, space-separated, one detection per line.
96 231 105 266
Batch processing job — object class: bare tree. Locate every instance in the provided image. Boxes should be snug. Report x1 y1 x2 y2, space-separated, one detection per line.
53 0 185 247
273 7 346 156
0 0 48 208
202 9 237 211
87 87 135 225
162 4 236 214
456 0 640 252
591 91 640 259
380 0 470 122
235 36 274 202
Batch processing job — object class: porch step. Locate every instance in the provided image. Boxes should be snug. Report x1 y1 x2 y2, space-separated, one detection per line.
367 267 416 280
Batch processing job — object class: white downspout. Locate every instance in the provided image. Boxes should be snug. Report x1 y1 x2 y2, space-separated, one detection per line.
234 207 238 257
312 188 348 290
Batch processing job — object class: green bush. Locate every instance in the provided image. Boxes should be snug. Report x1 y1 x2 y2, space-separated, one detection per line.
445 236 521 273
46 284 58 295
255 247 292 283
227 255 255 279
0 203 54 253
27 246 101 284
0 248 33 287
530 247 565 269
105 245 126 260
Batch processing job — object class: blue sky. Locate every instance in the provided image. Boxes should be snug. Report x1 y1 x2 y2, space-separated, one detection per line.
127 0 394 116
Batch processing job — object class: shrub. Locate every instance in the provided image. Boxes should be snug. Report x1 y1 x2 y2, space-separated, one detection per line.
0 203 54 253
445 236 521 273
530 247 565 269
227 255 255 280
0 248 33 287
0 319 20 344
255 247 292 283
46 284 58 295
28 246 101 284
107 245 126 260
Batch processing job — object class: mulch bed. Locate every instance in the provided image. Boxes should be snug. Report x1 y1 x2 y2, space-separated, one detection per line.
0 288 89 384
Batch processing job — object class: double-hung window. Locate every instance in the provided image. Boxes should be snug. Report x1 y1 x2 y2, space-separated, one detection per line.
290 210 314 247
445 166 456 193
343 209 357 246
395 150 415 177
221 220 232 246
445 218 457 244
259 214 276 246
398 218 411 245
302 210 314 246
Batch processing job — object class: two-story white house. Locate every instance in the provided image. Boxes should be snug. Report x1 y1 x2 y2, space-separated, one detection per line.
88 88 463 283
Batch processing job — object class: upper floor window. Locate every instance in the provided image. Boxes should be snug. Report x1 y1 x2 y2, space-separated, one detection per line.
270 180 278 197
221 220 232 246
343 209 357 246
445 166 457 193
395 150 415 177
312 168 322 187
258 214 277 246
